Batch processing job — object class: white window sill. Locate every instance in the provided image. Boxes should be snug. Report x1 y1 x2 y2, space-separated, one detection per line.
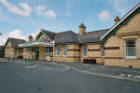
125 56 136 59
82 56 88 58
63 55 67 57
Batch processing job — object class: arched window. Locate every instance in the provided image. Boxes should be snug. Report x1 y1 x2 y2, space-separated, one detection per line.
82 46 87 57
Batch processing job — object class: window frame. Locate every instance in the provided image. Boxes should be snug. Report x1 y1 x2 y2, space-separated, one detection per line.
125 40 136 59
82 46 88 57
56 47 60 56
46 48 50 56
63 46 67 57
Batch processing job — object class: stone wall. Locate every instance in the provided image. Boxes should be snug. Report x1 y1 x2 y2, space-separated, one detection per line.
104 13 140 68
54 44 80 63
5 42 15 58
54 43 103 63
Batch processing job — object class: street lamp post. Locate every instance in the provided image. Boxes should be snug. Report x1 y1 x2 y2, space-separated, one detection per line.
52 41 55 64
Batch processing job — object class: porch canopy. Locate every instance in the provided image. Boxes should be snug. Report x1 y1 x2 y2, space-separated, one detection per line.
18 41 54 48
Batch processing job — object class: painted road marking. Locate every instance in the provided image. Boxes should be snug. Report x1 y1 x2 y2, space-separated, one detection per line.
25 65 37 69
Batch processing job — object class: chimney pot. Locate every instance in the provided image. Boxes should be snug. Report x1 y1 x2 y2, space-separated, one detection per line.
79 23 86 36
29 35 33 42
114 16 120 24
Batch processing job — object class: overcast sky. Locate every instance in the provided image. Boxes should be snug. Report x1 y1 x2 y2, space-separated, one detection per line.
0 0 140 45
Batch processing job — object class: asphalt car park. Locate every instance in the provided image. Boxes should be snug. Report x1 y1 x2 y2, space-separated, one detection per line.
0 59 140 93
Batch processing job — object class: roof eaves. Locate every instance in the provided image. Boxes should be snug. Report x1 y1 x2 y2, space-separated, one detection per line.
34 28 42 40
55 42 79 44
35 29 52 41
41 30 52 40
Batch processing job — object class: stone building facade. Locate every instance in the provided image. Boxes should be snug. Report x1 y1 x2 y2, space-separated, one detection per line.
4 38 26 58
101 3 140 68
4 3 140 68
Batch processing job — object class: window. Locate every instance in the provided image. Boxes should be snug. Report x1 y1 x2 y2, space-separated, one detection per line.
101 44 105 57
56 48 60 56
82 46 87 57
63 46 67 57
126 40 136 58
46 48 50 56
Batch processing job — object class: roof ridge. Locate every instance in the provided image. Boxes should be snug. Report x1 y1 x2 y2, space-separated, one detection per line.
56 30 74 34
87 29 109 33
41 29 56 34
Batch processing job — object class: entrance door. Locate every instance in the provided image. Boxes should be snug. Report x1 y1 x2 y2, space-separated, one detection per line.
46 48 50 61
35 49 39 60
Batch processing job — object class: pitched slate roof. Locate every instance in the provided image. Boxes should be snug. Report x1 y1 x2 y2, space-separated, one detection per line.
41 29 56 40
79 29 108 43
55 29 108 44
55 31 79 44
100 2 140 40
5 38 26 49
34 27 108 44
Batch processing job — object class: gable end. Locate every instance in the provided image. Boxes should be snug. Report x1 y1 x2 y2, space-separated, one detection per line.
102 4 140 42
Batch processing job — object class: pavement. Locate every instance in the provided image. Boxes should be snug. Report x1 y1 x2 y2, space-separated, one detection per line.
57 62 140 81
0 58 140 93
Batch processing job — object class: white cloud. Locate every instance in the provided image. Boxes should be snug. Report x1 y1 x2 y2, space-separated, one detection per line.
0 35 7 46
0 7 2 17
31 30 40 39
66 11 71 16
8 30 27 40
36 5 57 18
0 0 32 16
0 29 27 45
112 0 127 15
109 0 138 16
65 0 74 16
37 5 46 15
44 10 56 18
99 10 111 21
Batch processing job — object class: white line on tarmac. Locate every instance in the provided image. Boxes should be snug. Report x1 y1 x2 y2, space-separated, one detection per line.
60 66 70 72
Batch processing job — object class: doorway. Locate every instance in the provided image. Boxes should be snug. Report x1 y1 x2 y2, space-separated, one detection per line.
46 48 50 61
35 48 39 60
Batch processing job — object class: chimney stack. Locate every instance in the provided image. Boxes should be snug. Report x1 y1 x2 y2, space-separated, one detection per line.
79 23 86 36
29 35 33 42
114 16 120 24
